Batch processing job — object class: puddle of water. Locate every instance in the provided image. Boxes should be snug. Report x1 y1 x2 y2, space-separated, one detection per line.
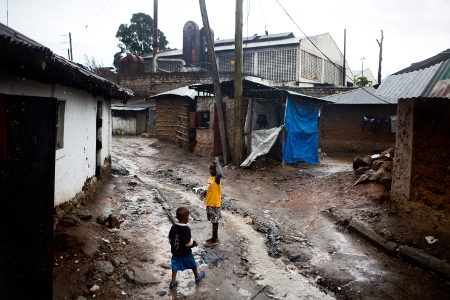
310 223 380 283
224 211 334 300
101 202 113 216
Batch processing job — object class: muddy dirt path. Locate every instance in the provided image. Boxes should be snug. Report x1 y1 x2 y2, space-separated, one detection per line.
53 136 450 299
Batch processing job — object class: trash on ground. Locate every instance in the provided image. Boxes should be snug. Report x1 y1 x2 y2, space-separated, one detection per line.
425 236 438 244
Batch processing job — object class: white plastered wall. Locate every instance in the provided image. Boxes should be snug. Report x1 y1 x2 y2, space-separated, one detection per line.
0 66 112 207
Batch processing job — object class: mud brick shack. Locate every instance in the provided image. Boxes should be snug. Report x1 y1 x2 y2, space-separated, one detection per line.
320 86 397 153
151 79 332 163
375 50 450 223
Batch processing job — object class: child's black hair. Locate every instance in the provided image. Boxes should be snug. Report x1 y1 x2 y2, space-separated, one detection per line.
176 207 189 221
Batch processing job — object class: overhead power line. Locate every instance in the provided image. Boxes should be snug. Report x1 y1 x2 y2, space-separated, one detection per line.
274 0 389 103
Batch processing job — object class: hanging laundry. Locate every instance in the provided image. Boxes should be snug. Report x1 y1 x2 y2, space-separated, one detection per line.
383 116 391 133
390 115 397 133
375 117 384 134
363 116 375 132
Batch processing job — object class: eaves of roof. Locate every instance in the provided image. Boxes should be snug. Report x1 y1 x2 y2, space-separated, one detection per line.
392 49 450 75
189 79 332 105
375 59 450 99
0 23 133 101
149 86 198 100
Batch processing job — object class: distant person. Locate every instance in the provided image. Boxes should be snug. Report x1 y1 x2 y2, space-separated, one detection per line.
168 207 205 289
203 157 222 247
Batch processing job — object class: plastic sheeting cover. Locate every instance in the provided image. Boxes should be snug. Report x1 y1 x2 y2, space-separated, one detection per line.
240 126 284 167
282 96 320 165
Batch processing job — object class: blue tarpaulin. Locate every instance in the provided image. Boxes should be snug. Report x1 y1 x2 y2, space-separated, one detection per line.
282 95 320 165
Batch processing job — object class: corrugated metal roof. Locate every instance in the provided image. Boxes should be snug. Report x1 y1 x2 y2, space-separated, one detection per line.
214 32 295 46
149 86 198 100
374 60 450 99
0 22 133 101
393 49 450 75
322 59 450 104
322 87 396 104
215 37 300 52
142 48 182 58
189 79 332 105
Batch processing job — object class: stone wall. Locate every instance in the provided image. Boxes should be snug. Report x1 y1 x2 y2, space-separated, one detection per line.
102 72 234 99
319 104 397 153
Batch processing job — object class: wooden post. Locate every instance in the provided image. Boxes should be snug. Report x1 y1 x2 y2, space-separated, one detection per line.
234 0 243 165
199 0 231 164
246 97 253 157
153 0 158 73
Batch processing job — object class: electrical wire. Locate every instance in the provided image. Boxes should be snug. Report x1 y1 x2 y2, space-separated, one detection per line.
160 0 191 20
76 0 104 31
74 0 120 47
274 0 351 80
244 0 251 27
259 0 268 37
274 0 389 103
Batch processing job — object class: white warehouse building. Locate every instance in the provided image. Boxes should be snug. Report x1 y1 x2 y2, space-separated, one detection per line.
142 21 354 87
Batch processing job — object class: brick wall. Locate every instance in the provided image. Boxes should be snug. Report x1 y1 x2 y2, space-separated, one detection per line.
319 104 397 153
103 72 234 99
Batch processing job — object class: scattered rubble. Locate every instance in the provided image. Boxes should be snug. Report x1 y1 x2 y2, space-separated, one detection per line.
353 147 394 188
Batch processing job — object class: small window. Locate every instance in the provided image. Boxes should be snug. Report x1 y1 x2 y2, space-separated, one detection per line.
56 100 65 149
197 111 210 128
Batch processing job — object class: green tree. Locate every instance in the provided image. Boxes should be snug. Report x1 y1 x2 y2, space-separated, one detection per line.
114 12 169 68
356 76 372 87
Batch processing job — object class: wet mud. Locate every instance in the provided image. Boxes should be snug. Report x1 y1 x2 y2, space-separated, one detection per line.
53 136 450 300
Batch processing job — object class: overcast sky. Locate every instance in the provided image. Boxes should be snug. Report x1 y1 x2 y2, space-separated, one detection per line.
1 0 449 79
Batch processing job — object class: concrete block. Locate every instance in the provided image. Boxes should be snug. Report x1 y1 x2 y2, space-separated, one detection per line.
327 207 351 226
348 219 398 254
398 245 450 279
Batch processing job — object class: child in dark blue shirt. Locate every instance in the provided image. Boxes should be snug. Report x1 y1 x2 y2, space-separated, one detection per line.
168 207 205 289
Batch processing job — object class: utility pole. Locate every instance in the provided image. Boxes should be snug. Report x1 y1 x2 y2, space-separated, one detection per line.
153 0 158 72
377 30 384 84
342 29 346 87
360 57 365 79
199 0 231 164
69 32 73 61
234 0 243 166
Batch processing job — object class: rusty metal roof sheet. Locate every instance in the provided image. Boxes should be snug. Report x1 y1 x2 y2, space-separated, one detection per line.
0 22 133 101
